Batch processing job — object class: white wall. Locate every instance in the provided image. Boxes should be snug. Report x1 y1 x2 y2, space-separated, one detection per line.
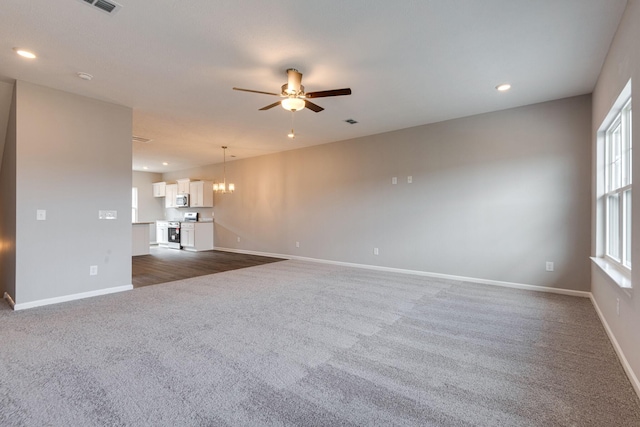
8 81 132 305
165 94 592 292
591 0 640 393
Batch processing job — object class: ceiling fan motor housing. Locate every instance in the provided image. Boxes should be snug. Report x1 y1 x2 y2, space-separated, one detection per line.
286 68 304 96
281 83 304 97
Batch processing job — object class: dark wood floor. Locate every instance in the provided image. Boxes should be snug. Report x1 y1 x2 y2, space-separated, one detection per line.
132 246 284 288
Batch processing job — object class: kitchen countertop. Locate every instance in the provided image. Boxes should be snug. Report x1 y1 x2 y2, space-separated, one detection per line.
153 219 215 223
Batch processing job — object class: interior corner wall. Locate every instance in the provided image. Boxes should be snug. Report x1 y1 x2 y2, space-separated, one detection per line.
591 0 640 393
166 94 592 292
0 83 17 300
0 81 15 168
14 81 133 305
132 171 165 222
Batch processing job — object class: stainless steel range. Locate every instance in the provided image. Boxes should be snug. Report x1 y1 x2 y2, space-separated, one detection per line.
167 221 181 249
183 212 199 222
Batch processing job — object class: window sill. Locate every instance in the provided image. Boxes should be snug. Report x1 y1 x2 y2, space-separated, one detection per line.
591 257 632 293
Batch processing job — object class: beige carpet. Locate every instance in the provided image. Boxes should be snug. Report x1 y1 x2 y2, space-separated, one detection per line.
1 260 639 426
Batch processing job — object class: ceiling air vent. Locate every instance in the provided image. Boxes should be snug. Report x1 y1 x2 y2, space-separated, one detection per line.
132 136 153 144
76 0 122 15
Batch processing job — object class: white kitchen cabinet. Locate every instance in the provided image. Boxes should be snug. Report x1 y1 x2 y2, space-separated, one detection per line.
156 220 169 246
152 182 166 197
181 223 195 248
180 222 213 251
165 184 178 208
189 180 213 208
176 179 190 194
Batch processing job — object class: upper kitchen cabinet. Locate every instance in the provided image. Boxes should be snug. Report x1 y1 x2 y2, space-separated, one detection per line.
177 179 190 194
189 180 213 207
152 182 166 197
165 184 178 208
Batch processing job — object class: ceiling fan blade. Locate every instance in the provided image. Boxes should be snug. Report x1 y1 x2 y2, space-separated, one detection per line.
304 100 324 112
305 88 352 98
233 87 280 96
259 100 283 111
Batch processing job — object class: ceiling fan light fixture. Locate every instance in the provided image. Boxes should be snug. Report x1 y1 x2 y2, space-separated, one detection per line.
281 97 306 112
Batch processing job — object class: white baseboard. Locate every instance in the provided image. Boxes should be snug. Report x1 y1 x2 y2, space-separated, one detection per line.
12 285 133 311
213 247 591 298
590 295 640 399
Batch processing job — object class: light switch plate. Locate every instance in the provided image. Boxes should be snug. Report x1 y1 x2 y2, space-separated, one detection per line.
36 209 46 220
98 210 117 220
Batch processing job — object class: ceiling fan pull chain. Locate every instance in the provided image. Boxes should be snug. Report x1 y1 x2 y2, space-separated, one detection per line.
288 111 296 139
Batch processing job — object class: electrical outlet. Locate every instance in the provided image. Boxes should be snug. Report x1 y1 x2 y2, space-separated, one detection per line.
237 236 240 243
392 177 397 185
373 247 379 255
296 241 300 248
617 298 620 315
545 261 554 272
89 265 98 276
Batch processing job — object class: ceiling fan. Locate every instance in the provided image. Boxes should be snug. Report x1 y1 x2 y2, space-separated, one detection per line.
233 68 351 113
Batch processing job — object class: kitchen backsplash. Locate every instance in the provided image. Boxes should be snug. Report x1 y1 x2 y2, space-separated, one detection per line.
165 207 214 221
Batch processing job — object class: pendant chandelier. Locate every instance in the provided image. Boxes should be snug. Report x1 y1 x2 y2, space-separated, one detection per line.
213 146 235 193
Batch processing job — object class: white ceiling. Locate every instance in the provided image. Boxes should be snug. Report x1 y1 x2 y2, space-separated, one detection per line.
0 0 628 172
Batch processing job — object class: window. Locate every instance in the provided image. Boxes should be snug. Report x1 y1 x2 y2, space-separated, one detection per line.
603 92 632 272
132 187 138 223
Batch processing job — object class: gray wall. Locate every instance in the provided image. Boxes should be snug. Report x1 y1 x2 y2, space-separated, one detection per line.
591 0 640 392
132 171 165 222
0 84 16 300
10 81 132 304
0 81 14 168
132 171 165 243
165 95 592 291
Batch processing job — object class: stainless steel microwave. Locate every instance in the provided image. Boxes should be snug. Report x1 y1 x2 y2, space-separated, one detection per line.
176 194 189 207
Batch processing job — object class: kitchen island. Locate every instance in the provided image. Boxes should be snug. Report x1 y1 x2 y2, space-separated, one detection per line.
132 222 153 256
180 220 214 251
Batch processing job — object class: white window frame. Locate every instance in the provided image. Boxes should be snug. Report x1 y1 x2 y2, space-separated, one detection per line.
596 80 632 289
604 98 632 271
132 187 139 223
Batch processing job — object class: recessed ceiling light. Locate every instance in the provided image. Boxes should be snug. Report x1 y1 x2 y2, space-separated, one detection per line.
77 72 93 81
496 83 511 92
13 48 36 59
142 166 148 170
162 162 169 166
